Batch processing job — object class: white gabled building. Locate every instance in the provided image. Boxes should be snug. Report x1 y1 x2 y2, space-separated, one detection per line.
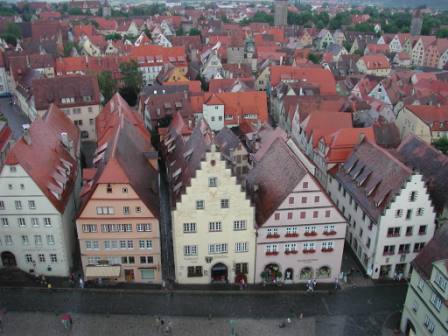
161 116 256 284
0 105 81 276
327 139 436 280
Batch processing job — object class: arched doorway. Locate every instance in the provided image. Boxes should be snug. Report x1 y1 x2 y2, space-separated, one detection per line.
317 266 331 279
405 319 416 336
300 267 313 280
211 263 228 283
261 263 281 283
1 251 17 267
284 268 294 281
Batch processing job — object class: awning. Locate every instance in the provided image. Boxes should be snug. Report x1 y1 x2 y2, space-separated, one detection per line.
85 266 121 278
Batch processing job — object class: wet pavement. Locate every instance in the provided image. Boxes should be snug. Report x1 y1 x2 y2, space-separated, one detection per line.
0 97 30 140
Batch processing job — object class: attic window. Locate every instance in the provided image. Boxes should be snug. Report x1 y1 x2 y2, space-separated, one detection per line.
173 182 182 193
167 143 176 153
83 96 92 102
211 160 216 166
172 168 181 179
107 184 112 193
183 148 194 160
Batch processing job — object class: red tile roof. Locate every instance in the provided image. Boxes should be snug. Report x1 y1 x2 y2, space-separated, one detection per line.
405 105 448 131
359 54 391 70
270 66 337 95
4 105 80 213
203 91 268 126
302 112 353 147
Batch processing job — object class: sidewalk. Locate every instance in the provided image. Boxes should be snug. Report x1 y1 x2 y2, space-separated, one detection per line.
0 312 316 336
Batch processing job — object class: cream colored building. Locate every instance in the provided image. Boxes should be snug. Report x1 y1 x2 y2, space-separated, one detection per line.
162 117 256 284
400 227 448 336
396 105 448 144
356 55 391 76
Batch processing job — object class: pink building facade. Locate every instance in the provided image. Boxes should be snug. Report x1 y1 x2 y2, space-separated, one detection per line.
247 139 347 284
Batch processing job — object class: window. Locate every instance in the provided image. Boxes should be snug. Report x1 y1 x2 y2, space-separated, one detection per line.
416 208 424 216
208 177 217 187
265 244 279 253
46 235 55 245
34 235 42 246
106 184 112 193
398 244 410 254
366 238 371 248
387 227 400 237
313 211 318 218
5 235 12 245
22 235 29 245
183 222 197 233
233 220 247 231
121 256 135 264
28 200 36 209
406 226 413 236
414 242 425 253
325 210 331 217
140 256 154 264
31 218 39 227
220 199 229 208
288 212 293 220
15 200 22 210
235 242 248 253
0 201 4 210
208 243 228 254
300 212 306 219
187 266 203 277
322 241 334 250
1 218 8 226
303 242 315 251
274 213 280 220
430 292 442 311
38 254 45 263
8 184 12 190
301 197 307 204
10 166 16 173
50 254 57 263
409 191 417 202
196 200 204 210
304 226 316 233
289 197 294 204
286 227 298 235
314 196 320 203
406 209 412 220
267 228 278 237
209 221 222 232
123 206 130 215
423 315 435 333
44 218 51 227
383 245 395 255
135 206 142 213
235 263 248 274
82 224 97 233
25 254 33 263
139 240 152 249
418 225 427 235
284 243 297 252
18 218 26 227
435 272 447 291
87 256 101 265
136 223 150 232
303 182 308 188
395 209 403 218
96 207 115 215
184 245 198 256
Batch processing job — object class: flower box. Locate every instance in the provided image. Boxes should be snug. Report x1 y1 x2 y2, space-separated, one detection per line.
304 232 317 237
322 248 334 253
266 234 280 239
290 250 298 254
266 251 279 256
323 231 336 236
285 233 299 238
303 249 316 254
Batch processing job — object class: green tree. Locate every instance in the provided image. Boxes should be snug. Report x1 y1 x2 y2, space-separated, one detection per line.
433 137 448 154
105 33 122 41
1 22 22 47
119 60 142 106
250 11 274 25
188 28 201 36
64 41 78 56
176 26 185 36
307 53 321 64
221 15 230 24
437 28 448 38
98 71 118 103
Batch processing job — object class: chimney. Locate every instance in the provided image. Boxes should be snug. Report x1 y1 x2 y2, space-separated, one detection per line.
184 90 188 100
22 124 31 145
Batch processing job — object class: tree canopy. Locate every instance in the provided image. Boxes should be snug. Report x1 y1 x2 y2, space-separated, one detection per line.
98 71 118 103
119 60 143 106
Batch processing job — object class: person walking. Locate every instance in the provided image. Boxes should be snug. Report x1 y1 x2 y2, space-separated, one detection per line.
313 279 317 290
79 277 84 289
306 279 313 292
334 277 340 290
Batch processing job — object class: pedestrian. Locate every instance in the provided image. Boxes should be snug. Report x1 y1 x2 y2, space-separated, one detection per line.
155 316 161 332
334 277 339 290
69 273 75 287
79 277 84 289
313 278 317 290
306 279 312 292
60 313 72 330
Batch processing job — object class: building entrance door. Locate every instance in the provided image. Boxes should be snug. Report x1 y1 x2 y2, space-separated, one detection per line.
125 269 134 282
211 263 228 283
1 251 17 267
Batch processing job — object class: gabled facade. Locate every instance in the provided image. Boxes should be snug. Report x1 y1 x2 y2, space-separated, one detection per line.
0 105 81 276
163 119 256 284
400 227 448 336
247 139 346 284
327 140 436 280
77 94 161 284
